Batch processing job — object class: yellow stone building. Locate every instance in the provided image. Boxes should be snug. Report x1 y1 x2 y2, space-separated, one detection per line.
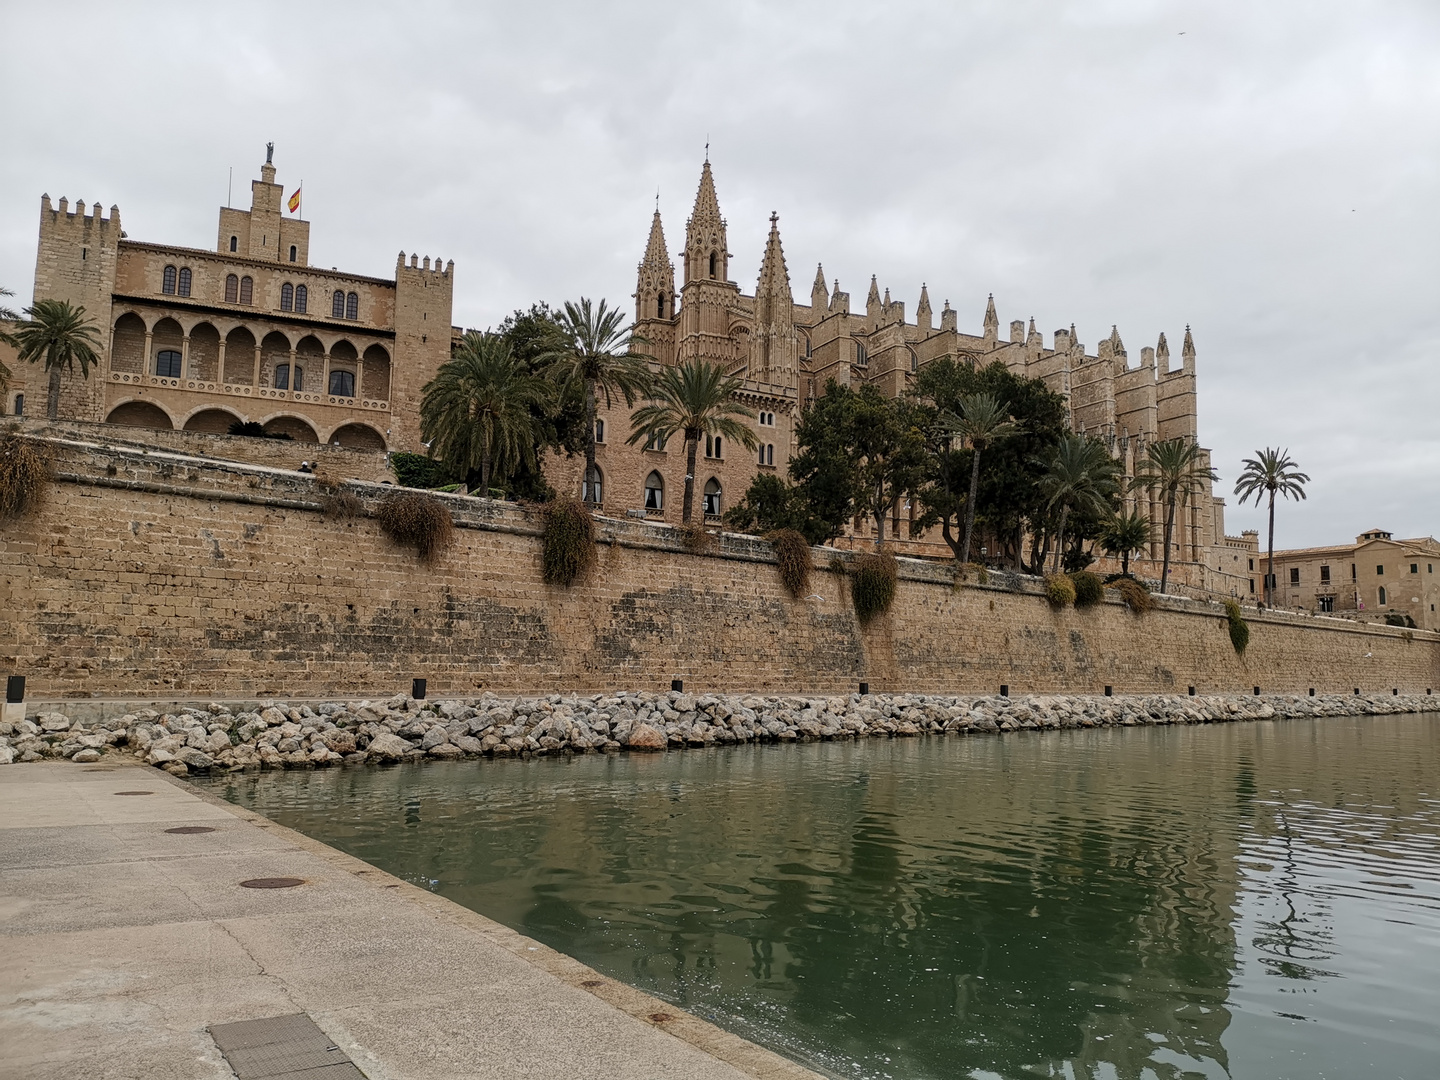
1 145 452 452
1257 528 1440 629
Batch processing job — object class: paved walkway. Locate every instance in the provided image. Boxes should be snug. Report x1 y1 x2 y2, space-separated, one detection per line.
0 762 818 1080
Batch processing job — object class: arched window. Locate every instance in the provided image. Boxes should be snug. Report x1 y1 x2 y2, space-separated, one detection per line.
346 292 358 320
239 276 253 305
703 478 722 518
13 393 25 416
644 471 664 511
758 443 775 467
705 434 722 459
280 283 294 311
332 290 345 318
229 235 238 252
708 251 717 278
594 418 605 443
289 244 297 263
582 465 603 504
329 369 355 397
855 342 868 367
162 265 177 295
645 432 667 452
177 268 191 297
225 274 239 303
294 285 307 313
657 293 665 318
1379 586 1388 606
274 363 304 392
155 349 182 378
910 351 918 373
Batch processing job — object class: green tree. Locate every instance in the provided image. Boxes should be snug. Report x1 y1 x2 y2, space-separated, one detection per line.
787 381 867 543
1130 438 1218 594
495 303 585 501
1099 508 1152 578
1233 447 1309 606
850 388 931 547
941 392 1020 564
8 299 101 420
722 473 830 545
420 331 551 496
627 359 759 523
1038 435 1123 573
547 298 652 506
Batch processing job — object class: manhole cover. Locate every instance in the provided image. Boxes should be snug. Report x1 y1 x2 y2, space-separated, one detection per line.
240 877 305 889
114 790 153 796
166 826 217 834
648 1013 675 1023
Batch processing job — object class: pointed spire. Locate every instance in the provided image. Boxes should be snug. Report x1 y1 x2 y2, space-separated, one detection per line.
753 212 797 384
811 263 828 311
1156 331 1170 374
641 208 668 269
939 298 956 332
684 159 727 284
1182 325 1196 372
634 207 676 323
1109 324 1126 357
755 211 792 300
690 160 721 224
867 276 881 305
983 293 999 341
917 284 933 332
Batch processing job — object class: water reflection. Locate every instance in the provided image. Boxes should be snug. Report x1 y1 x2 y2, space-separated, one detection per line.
204 714 1440 1080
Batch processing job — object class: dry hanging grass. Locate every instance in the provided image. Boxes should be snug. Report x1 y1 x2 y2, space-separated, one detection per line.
320 489 364 521
767 529 812 598
851 549 898 625
0 435 50 522
1224 598 1250 655
540 497 596 586
376 491 453 561
678 522 713 554
1070 570 1104 609
1044 573 1077 607
1112 576 1153 614
952 561 989 590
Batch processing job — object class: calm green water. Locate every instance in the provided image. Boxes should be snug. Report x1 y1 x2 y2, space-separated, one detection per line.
202 715 1440 1080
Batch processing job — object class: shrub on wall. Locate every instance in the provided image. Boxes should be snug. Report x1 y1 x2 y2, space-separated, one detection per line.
767 529 812 598
678 522 713 554
540 497 596 587
1044 573 1076 607
1070 570 1104 609
1224 598 1250 655
851 549 898 625
952 562 989 590
0 434 50 522
1112 577 1154 614
376 491 453 562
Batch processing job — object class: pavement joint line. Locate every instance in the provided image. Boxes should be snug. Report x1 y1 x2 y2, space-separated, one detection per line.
144 763 825 1080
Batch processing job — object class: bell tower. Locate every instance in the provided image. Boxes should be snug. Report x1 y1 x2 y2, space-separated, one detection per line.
677 158 740 367
633 206 678 363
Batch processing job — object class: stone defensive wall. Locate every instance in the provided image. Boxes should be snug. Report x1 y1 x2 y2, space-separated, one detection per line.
2 432 1437 701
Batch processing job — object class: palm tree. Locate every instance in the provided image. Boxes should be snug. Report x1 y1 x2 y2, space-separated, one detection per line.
1130 437 1219 594
0 286 19 393
1099 508 1151 578
8 299 102 420
547 298 653 506
420 331 552 495
1234 447 1309 606
1038 435 1123 572
940 392 1020 565
627 359 760 523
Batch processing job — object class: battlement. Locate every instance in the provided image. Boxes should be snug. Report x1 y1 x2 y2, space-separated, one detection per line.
41 194 121 233
396 251 454 280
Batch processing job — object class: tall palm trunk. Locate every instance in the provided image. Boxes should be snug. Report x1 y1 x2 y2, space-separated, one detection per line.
582 378 597 505
1121 548 1130 577
479 422 492 497
873 482 887 547
961 448 982 564
1159 492 1176 594
1052 505 1070 573
1265 488 1276 607
681 431 698 523
46 365 61 420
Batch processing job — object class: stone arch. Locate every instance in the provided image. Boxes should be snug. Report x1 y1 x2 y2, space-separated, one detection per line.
151 318 183 376
105 400 174 431
644 469 665 512
257 330 288 388
703 476 723 519
328 422 386 451
262 414 319 443
183 406 245 434
293 335 324 393
188 322 221 382
111 312 146 374
361 344 391 400
226 327 258 386
327 339 359 397
582 463 603 504
328 340 358 362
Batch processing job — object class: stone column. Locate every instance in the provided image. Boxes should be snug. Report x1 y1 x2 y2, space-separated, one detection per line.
355 359 365 401
253 344 263 389
217 339 227 386
322 353 332 400
288 347 298 393
180 333 191 380
143 330 154 378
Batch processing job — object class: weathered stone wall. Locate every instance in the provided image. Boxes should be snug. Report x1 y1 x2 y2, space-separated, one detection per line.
2 437 1436 701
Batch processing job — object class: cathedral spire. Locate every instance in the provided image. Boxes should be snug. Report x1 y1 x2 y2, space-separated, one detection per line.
1182 325 1196 372
752 211 797 385
755 211 791 300
634 208 676 324
917 283 932 331
683 159 728 284
1156 331 1170 373
866 276 882 323
811 263 828 312
983 293 999 342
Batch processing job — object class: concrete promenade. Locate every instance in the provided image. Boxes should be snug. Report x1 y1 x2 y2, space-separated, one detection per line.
0 762 819 1080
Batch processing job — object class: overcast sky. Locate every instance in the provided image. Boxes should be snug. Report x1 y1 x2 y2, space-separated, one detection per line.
2 0 1436 547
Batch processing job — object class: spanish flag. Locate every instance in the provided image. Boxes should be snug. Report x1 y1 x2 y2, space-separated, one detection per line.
287 186 302 214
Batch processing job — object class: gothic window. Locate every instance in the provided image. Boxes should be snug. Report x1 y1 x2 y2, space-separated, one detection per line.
329 369 355 397
705 434 722 459
274 364 303 391
295 285 307 313
281 283 294 311
910 351 919 373
289 244 297 263
155 349 182 378
229 235 238 252
162 265 177 295
594 418 605 443
11 393 21 416
657 293 665 318
1379 586 1388 606
644 471 664 511
855 341 868 367
332 290 345 318
645 432 667 452
582 465 603 504
708 251 717 278
177 268 191 297
758 411 774 426
346 292 359 320
759 443 775 467
225 274 239 303
239 276 253 305
703 478 722 518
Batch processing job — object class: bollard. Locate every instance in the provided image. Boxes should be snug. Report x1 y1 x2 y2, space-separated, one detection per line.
1188 686 1195 696
858 681 869 696
1 674 23 726
411 678 427 700
1354 688 1361 695
999 685 1009 698
1253 687 1260 696
1309 688 1315 697
1104 686 1113 697
671 679 684 693
1393 689 1399 696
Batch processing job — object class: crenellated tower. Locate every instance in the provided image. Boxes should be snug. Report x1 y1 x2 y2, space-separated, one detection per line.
391 252 455 451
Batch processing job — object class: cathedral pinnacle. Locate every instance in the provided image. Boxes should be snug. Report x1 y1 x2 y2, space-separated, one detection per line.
755 211 791 300
684 158 728 284
983 293 999 340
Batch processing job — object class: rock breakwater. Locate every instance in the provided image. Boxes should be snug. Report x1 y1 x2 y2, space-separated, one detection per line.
1 690 1435 774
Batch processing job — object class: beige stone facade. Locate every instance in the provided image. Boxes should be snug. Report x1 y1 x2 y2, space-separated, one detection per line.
0 147 453 453
1258 528 1440 630
553 160 1250 593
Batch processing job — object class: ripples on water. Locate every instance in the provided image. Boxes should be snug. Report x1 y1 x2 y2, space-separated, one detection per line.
204 714 1440 1080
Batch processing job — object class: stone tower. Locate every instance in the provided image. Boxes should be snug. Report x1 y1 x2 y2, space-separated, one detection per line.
632 208 677 362
677 160 740 367
390 252 454 451
750 212 798 387
216 145 311 266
